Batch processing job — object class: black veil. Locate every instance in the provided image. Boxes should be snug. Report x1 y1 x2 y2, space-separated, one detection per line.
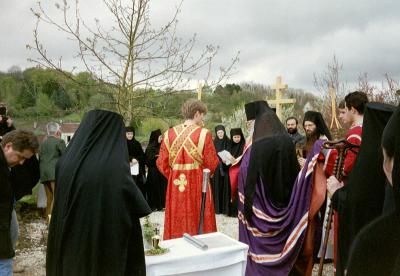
47 109 151 276
148 129 162 148
382 104 400 275
382 104 400 215
228 128 245 158
303 111 332 140
213 125 229 152
243 101 300 220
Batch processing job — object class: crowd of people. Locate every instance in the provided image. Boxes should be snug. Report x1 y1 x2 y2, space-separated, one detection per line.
0 93 399 275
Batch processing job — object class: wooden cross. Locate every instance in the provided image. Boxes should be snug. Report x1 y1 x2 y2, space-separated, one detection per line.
329 87 342 130
197 83 203 101
268 76 296 120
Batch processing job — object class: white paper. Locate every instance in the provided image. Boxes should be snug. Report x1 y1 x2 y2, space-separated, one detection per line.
218 150 236 165
130 163 139 175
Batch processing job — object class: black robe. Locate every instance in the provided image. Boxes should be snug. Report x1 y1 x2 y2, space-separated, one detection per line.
346 103 400 276
0 148 14 259
223 128 245 217
244 101 299 221
145 129 167 211
46 110 151 276
10 155 40 201
346 212 400 276
127 137 146 199
332 102 395 275
211 125 230 214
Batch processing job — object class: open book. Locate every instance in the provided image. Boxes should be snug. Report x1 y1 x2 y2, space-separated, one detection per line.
218 150 236 165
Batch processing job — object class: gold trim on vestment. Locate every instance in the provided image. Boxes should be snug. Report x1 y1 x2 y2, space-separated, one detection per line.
172 162 199 171
197 128 208 155
169 125 200 166
163 130 170 151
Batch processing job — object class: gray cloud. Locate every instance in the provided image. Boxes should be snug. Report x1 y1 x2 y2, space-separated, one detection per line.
1 0 399 94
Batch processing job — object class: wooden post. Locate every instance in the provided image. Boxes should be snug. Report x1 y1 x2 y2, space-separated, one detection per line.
197 83 203 101
329 87 342 130
268 76 296 120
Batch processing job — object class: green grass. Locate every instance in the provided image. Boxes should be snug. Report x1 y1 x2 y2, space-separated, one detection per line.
17 183 40 206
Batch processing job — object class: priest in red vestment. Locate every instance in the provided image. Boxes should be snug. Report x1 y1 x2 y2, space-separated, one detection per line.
157 99 219 240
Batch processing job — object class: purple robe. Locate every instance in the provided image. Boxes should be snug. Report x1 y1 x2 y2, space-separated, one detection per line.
238 140 324 276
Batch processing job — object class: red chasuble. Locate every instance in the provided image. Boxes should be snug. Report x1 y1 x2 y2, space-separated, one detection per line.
156 124 219 240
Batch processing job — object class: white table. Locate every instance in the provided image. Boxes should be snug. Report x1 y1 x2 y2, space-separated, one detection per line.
145 232 248 276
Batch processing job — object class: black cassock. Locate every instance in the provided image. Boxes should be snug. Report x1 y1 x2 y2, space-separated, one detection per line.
346 103 400 276
46 110 151 276
10 155 40 201
126 128 146 199
332 103 395 276
145 129 167 211
222 128 245 217
211 125 230 214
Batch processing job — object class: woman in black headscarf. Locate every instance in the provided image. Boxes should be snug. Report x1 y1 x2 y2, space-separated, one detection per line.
211 125 230 214
222 128 245 217
346 104 400 276
46 110 151 276
145 129 167 211
126 126 146 199
228 128 245 159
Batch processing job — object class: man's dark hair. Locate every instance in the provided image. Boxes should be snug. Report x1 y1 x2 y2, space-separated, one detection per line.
1 130 39 153
338 99 346 109
344 91 369 115
286 116 298 124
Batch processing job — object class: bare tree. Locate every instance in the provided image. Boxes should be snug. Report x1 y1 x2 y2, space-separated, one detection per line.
357 72 399 105
313 55 347 133
28 0 239 121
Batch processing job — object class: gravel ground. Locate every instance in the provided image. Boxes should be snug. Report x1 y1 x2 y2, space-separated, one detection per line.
14 210 333 275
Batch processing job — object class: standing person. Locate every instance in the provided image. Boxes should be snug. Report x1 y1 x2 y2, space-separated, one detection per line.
157 99 219 240
211 125 230 214
326 102 394 276
326 91 368 185
298 111 332 169
286 117 305 145
222 127 245 217
0 104 15 141
46 110 151 276
320 91 368 270
346 103 400 276
126 126 146 199
235 101 310 275
0 130 39 275
145 129 167 211
39 122 66 221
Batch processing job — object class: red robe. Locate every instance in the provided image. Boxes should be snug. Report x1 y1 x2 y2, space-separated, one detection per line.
156 124 219 240
321 123 363 270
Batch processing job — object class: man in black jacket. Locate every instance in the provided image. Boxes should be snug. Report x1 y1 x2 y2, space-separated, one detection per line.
0 130 39 275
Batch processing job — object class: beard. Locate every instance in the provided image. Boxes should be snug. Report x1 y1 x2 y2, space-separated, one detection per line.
287 127 297 134
305 130 319 154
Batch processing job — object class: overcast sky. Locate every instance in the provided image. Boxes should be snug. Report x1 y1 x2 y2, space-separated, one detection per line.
1 0 399 93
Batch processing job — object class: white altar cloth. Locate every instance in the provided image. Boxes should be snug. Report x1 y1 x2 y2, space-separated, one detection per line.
145 232 248 276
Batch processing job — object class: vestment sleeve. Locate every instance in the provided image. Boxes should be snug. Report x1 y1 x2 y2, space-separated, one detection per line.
202 131 219 176
318 148 336 177
343 134 362 176
156 136 170 179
